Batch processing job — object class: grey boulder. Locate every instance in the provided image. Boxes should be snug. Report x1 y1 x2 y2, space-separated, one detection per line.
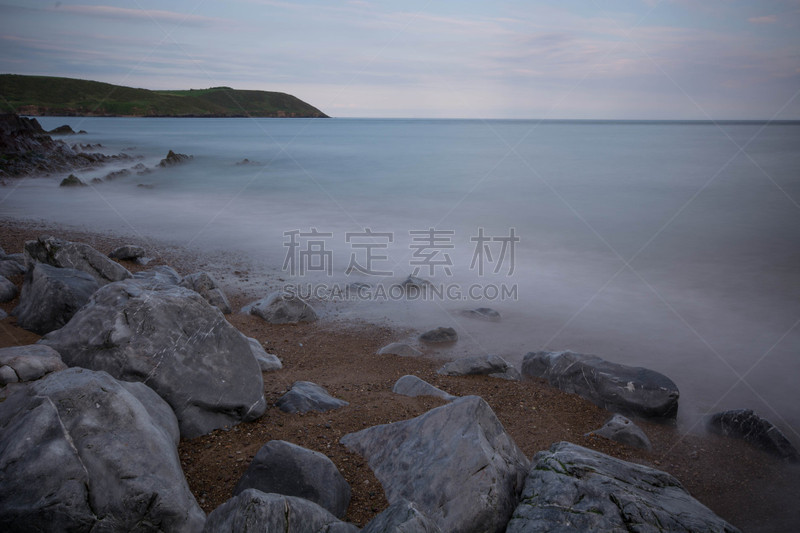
108 244 146 261
362 500 443 533
0 344 66 385
585 414 652 450
0 275 16 302
377 342 423 357
0 368 205 533
277 381 348 414
419 327 457 344
506 441 739 533
233 440 351 518
0 258 25 278
180 271 232 314
522 350 679 419
341 395 529 533
392 375 456 401
707 409 799 461
39 278 266 438
203 489 358 533
133 264 182 285
13 263 99 334
24 235 131 286
247 291 318 324
437 354 520 381
246 337 282 372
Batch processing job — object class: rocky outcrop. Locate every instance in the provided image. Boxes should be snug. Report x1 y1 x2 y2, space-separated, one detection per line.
13 263 100 334
341 396 530 533
24 235 132 286
392 375 456 401
362 500 443 533
585 414 652 450
39 277 266 438
506 441 739 533
246 337 282 372
419 327 457 344
180 271 232 314
233 440 351 518
246 291 318 324
377 342 423 357
276 381 348 414
0 368 205 532
522 350 679 419
203 490 357 533
158 150 193 167
707 409 799 461
437 354 521 381
0 344 66 385
59 173 87 187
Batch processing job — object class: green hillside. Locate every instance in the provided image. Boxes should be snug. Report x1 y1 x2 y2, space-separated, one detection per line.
0 74 328 118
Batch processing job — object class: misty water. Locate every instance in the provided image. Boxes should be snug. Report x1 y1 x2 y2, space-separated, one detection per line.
4 117 799 440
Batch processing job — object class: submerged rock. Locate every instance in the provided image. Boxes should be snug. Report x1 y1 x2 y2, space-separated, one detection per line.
419 327 457 344
707 409 799 461
460 307 501 321
522 350 679 420
59 173 87 187
506 441 739 533
158 150 192 167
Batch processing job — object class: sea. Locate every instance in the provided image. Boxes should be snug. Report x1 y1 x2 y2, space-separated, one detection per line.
4 116 799 440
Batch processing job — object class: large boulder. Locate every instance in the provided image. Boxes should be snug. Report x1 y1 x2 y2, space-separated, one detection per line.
24 235 131 286
0 344 66 385
707 409 799 461
0 275 16 302
437 354 521 381
39 278 266 438
276 381 348 414
13 263 100 334
506 441 739 533
362 500 442 533
203 490 357 533
247 291 318 324
392 375 456 401
0 368 205 532
341 395 530 533
522 350 679 419
233 440 351 518
180 272 232 314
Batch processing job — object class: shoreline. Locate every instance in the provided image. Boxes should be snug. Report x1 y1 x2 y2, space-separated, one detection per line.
1 218 799 530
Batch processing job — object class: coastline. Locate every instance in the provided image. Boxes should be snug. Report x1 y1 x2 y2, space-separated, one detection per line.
1 217 798 530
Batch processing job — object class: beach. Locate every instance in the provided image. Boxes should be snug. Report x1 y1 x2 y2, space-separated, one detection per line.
1 217 798 531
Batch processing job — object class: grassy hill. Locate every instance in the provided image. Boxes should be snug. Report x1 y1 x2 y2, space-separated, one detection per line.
0 74 328 118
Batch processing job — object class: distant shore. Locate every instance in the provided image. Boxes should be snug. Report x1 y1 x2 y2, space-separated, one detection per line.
1 217 798 531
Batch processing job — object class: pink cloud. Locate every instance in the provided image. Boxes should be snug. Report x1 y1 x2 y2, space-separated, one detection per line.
748 15 778 24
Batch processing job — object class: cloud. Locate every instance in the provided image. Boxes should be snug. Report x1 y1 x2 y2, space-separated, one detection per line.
748 15 778 24
50 4 221 26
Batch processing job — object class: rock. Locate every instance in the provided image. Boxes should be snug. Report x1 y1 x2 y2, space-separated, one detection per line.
103 168 131 181
393 375 456 401
377 342 423 357
39 278 266 438
0 244 5 257
246 337 282 372
133 264 182 285
13 263 100 334
48 124 77 135
108 244 145 260
460 307 501 321
158 150 193 167
203 489 358 533
247 291 318 324
362 499 443 533
0 309 6 320
0 258 25 278
0 275 16 302
24 235 132 286
118 380 181 446
437 354 521 381
419 327 457 344
59 173 87 187
506 441 739 533
180 271 232 314
399 275 432 296
341 396 530 533
707 409 799 461
585 414 652 450
233 440 351 518
276 381 348 414
522 350 679 420
0 344 66 385
0 368 205 532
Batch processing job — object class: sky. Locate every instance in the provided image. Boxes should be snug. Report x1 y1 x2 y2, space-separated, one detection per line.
1 0 799 119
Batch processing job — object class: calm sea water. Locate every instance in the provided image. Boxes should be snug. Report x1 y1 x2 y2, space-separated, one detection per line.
5 117 800 438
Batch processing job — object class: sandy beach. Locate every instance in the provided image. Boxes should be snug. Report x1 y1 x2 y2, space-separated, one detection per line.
1 217 798 531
